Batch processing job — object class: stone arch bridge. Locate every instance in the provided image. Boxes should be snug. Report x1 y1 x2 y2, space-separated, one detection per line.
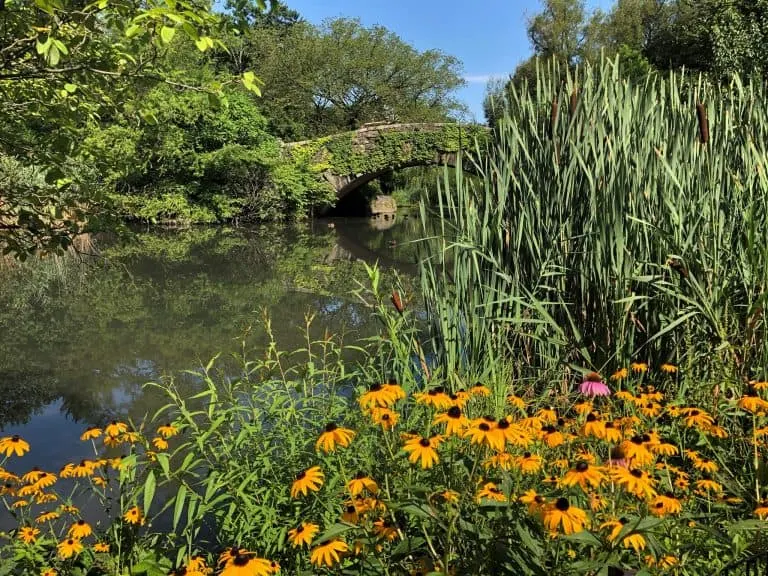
283 122 489 200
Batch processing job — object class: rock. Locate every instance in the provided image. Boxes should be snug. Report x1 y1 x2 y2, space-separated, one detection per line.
369 195 397 215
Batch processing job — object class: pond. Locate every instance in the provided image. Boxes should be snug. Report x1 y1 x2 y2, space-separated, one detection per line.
0 216 422 483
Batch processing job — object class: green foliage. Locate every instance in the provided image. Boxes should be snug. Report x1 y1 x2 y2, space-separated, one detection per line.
426 58 768 387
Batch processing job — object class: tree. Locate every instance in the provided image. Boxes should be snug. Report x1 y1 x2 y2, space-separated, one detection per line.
0 0 264 256
527 0 588 66
239 18 467 139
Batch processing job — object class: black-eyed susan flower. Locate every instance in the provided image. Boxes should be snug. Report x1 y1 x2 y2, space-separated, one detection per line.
219 547 251 566
316 423 355 453
80 427 101 441
589 493 608 511
414 387 453 410
403 435 442 469
369 407 398 430
359 383 398 409
347 472 378 496
123 506 143 525
156 423 179 439
515 452 543 474
0 435 30 457
495 418 532 447
288 522 319 547
291 466 324 498
470 382 491 396
40 569 57 576
32 471 56 490
640 402 663 418
507 394 526 411
310 539 348 568
465 420 504 451
694 477 722 494
93 542 110 553
542 425 565 448
754 501 768 519
602 518 646 552
680 407 714 429
611 368 628 381
35 492 58 504
581 413 606 439
660 363 678 374
373 518 398 541
614 390 636 404
542 498 587 535
60 504 79 514
21 467 44 484
17 526 39 544
520 490 545 515
602 421 622 443
104 421 128 437
561 462 606 490
613 468 657 499
17 484 40 497
221 554 274 576
440 490 459 503
574 401 593 416
620 436 654 467
57 538 83 559
476 482 506 503
341 503 359 524
631 362 648 374
738 388 768 414
649 493 682 516
433 406 469 436
152 437 169 451
536 406 557 424
68 519 92 539
649 440 678 457
484 451 514 471
36 511 60 523
12 499 28 509
693 458 718 474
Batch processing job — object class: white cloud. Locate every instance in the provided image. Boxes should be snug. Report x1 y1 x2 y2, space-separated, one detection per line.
463 74 504 84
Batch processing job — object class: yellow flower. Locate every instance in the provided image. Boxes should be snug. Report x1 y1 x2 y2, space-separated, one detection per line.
738 391 768 414
413 387 453 410
36 511 60 523
359 382 404 409
520 490 546 515
542 498 587 535
515 452 543 474
433 407 469 436
21 468 45 484
18 526 39 544
347 473 378 496
602 519 646 552
104 421 128 437
0 435 30 457
41 569 57 576
580 413 606 439
93 542 110 553
476 482 507 503
693 458 718 474
561 462 606 491
368 407 398 430
495 418 532 447
484 451 515 471
373 518 398 541
649 494 682 516
611 368 628 381
631 362 648 373
660 363 678 374
57 538 83 559
288 522 319 547
310 539 348 568
470 382 491 396
403 435 442 469
695 478 722 494
123 506 144 525
152 437 169 451
612 468 657 500
61 460 97 478
507 394 526 411
542 425 565 448
464 420 504 451
316 423 355 453
80 427 102 441
291 466 324 498
440 490 460 503
156 423 179 438
68 519 92 539
754 501 768 519
621 436 654 467
680 407 714 429
220 553 275 576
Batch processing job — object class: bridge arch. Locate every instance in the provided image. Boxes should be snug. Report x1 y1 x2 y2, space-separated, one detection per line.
283 123 488 201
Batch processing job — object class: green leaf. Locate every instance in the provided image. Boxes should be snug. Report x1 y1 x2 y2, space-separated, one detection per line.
125 23 142 38
172 484 186 531
160 26 176 44
143 470 156 514
315 522 354 544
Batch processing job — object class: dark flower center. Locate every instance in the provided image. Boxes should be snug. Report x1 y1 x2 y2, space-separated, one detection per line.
428 389 439 396
646 403 654 409
575 462 588 472
419 438 431 447
655 502 664 509
355 471 366 479
543 425 556 434
296 471 306 480
324 423 338 432
479 423 490 431
523 452 532 458
631 435 643 445
641 433 651 443
447 406 461 418
387 378 397 385
346 505 356 514
77 520 85 526
557 418 565 427
630 469 643 478
483 415 496 423
369 383 382 392
295 525 304 533
555 497 570 511
233 553 250 566
381 414 390 421
497 419 510 430
605 422 614 429
586 413 597 422
619 517 628 524
689 409 699 416
67 539 75 545
11 435 20 442
435 386 445 393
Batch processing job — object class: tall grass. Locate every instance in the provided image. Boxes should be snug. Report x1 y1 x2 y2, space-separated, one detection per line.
420 57 768 391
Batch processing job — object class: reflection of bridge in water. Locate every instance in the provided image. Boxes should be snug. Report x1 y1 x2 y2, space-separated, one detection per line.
324 216 419 276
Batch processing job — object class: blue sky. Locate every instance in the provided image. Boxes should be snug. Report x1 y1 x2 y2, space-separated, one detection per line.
288 0 613 121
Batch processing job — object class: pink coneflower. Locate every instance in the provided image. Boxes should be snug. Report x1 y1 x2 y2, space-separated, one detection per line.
579 373 611 397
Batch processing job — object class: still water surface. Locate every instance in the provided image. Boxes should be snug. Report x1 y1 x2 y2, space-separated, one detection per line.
0 217 421 476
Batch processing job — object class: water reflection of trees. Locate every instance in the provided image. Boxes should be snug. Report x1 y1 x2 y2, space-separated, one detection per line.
0 223 417 430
